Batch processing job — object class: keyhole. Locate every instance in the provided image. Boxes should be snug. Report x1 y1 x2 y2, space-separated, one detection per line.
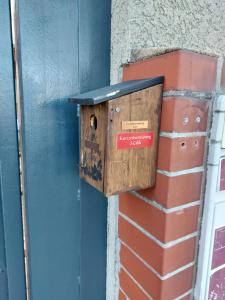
90 115 97 130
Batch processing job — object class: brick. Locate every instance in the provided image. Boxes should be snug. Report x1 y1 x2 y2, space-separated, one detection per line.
165 207 199 243
120 268 150 300
119 216 196 275
180 295 192 300
161 270 193 300
119 49 209 300
119 192 199 243
139 172 203 208
119 289 127 300
158 136 205 171
160 97 209 132
120 244 194 300
123 50 217 92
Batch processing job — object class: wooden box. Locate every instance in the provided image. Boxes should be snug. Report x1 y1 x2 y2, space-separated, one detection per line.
70 77 164 196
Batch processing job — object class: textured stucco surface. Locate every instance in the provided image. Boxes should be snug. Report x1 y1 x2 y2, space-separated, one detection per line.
111 0 225 83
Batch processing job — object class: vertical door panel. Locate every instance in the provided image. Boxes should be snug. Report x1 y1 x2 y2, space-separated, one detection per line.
18 1 80 299
18 0 111 299
79 0 111 299
0 183 8 300
0 1 26 299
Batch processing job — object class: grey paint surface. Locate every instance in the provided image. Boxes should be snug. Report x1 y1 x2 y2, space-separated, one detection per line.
111 0 225 82
17 0 111 299
71 77 164 105
0 1 26 299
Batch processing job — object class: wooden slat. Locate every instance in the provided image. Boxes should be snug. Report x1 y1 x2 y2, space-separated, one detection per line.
80 104 107 192
104 84 163 195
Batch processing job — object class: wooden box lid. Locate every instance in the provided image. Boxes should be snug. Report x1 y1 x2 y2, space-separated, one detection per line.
70 76 164 105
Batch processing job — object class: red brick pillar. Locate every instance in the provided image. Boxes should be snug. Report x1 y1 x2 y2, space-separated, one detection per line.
118 50 217 300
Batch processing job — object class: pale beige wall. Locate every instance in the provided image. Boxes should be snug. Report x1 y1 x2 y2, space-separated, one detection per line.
111 0 225 83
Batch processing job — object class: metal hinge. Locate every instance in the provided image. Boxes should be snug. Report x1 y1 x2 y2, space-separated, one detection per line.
77 104 80 117
77 188 81 202
77 275 80 295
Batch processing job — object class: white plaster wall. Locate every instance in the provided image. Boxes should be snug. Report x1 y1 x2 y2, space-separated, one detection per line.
111 0 225 83
108 2 225 298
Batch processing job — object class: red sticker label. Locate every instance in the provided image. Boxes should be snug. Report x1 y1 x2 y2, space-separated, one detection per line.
117 132 154 149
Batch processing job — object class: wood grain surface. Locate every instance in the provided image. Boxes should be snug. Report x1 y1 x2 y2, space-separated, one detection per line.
104 84 163 195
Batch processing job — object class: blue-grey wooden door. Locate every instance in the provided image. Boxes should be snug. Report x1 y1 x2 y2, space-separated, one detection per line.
17 0 111 299
0 1 26 299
